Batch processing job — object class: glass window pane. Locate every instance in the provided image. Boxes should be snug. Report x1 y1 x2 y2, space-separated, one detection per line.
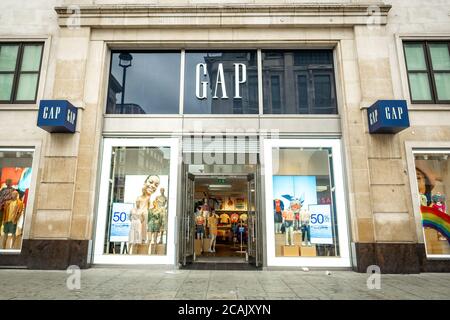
21 45 43 72
0 74 14 100
434 73 450 101
270 75 281 113
105 146 171 256
184 51 258 114
0 149 34 252
263 50 336 114
272 148 338 257
429 43 450 71
15 73 38 101
409 73 432 101
313 74 336 114
404 43 427 71
0 45 19 72
297 75 308 114
414 153 450 256
107 52 180 114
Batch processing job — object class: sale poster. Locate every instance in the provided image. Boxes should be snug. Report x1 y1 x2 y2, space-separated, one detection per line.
110 202 134 242
308 204 333 244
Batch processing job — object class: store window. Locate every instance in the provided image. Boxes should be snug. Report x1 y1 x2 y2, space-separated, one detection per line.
262 50 337 114
413 151 450 257
104 146 171 256
404 41 450 104
271 147 339 257
0 149 34 252
106 51 181 114
184 51 258 114
0 43 43 103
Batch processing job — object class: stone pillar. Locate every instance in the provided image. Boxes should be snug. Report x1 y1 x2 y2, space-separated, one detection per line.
27 28 92 269
351 26 420 273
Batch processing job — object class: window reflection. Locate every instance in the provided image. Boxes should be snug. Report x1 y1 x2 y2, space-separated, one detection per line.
263 50 337 114
106 52 180 114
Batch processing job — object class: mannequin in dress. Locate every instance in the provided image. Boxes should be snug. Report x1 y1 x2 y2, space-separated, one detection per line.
128 175 159 254
207 210 219 252
1 191 23 249
155 188 168 244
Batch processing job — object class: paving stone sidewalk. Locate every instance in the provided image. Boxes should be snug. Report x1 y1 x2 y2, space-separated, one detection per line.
0 268 449 300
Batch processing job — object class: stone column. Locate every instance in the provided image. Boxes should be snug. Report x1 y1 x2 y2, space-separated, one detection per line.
28 27 92 269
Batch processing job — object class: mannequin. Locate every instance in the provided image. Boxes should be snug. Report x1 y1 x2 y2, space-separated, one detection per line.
128 175 159 254
0 179 15 227
148 198 163 245
143 175 160 243
207 210 219 252
282 204 295 246
300 207 312 246
155 188 168 244
273 199 284 234
1 191 23 249
195 206 206 241
431 193 446 213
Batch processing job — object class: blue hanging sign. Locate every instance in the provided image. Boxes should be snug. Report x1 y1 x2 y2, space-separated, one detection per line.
37 100 78 133
367 100 409 134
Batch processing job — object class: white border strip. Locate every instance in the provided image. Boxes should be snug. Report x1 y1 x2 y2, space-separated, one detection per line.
93 138 179 265
263 139 351 267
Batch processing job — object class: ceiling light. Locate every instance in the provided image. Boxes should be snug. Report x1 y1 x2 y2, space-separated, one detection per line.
208 184 232 189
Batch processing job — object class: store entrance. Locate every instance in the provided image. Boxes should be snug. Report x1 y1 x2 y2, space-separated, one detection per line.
179 166 261 269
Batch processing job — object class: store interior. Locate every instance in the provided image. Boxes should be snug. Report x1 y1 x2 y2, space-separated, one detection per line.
193 175 253 262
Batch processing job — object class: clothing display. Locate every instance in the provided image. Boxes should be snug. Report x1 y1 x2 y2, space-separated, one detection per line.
300 208 311 245
207 214 218 236
239 213 248 223
128 208 144 244
195 213 206 236
0 167 24 189
0 187 15 226
219 213 230 224
17 168 31 192
148 209 163 232
282 209 295 245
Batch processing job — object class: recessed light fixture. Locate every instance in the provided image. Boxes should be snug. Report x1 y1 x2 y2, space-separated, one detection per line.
208 184 232 189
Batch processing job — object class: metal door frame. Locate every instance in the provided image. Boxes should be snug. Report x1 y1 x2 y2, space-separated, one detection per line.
179 169 263 267
180 170 195 266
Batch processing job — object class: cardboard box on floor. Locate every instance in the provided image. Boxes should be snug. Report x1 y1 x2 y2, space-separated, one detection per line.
300 244 317 257
282 245 300 257
194 239 203 256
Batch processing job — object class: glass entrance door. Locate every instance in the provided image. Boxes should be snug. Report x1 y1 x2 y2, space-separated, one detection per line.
180 172 195 266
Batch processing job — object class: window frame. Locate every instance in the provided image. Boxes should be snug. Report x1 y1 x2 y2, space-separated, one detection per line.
404 40 450 105
263 138 351 267
405 141 450 259
0 42 44 104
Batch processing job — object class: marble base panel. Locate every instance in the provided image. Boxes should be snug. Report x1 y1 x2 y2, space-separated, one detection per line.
0 240 90 270
353 242 450 273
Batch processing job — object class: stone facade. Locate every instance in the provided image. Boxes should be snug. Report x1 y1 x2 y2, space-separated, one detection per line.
0 0 449 272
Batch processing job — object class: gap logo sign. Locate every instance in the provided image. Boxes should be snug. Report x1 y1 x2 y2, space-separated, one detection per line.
367 100 409 134
37 100 78 133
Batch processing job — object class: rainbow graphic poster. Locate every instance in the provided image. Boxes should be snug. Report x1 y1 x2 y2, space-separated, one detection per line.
421 205 450 245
